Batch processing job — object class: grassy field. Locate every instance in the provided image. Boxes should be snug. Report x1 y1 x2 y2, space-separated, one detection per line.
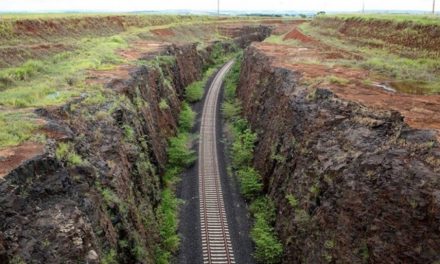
330 13 440 25
295 16 440 94
0 15 256 148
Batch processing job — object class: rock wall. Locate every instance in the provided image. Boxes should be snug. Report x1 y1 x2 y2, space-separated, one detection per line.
237 46 440 263
0 26 271 264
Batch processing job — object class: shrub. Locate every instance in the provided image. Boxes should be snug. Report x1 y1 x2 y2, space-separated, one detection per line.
185 81 204 102
224 57 283 263
251 215 283 264
222 100 241 121
101 249 118 264
157 189 180 253
167 133 196 168
231 128 257 168
249 197 283 264
178 102 196 132
237 167 263 200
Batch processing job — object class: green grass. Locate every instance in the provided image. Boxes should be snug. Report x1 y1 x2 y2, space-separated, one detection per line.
55 142 84 166
299 21 440 94
0 112 41 148
330 14 440 25
263 34 300 46
0 35 128 108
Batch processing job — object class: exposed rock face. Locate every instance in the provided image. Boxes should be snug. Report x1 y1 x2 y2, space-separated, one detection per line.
0 26 271 264
237 46 440 263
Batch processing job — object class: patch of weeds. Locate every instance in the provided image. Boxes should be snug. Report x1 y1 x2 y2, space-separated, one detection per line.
327 75 350 85
101 249 118 264
122 124 136 143
9 256 26 264
55 142 84 166
5 60 45 81
286 194 299 208
159 99 170 110
0 112 39 148
83 90 106 106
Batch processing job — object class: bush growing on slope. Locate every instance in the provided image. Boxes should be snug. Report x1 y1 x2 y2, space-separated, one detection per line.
223 57 283 263
178 102 196 132
167 133 196 168
185 80 204 102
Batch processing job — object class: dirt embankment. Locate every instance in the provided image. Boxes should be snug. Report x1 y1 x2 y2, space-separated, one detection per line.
237 46 440 263
312 17 440 55
0 26 271 263
0 15 213 68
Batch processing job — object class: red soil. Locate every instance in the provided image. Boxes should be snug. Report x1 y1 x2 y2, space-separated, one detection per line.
283 28 315 43
254 26 440 140
0 142 45 178
151 28 175 37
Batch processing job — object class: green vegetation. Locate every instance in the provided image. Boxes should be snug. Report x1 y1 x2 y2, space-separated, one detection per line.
263 34 300 46
0 112 41 148
159 99 170 110
167 133 196 168
178 102 196 132
299 21 440 94
250 197 283 264
223 56 283 263
55 142 84 166
185 80 204 102
0 34 127 108
0 14 253 148
330 14 440 25
101 249 118 264
155 70 202 262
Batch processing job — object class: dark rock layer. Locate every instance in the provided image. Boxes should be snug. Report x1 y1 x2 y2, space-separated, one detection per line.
0 26 271 264
237 46 440 264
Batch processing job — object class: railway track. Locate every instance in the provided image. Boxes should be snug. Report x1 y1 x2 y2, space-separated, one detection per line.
198 60 236 264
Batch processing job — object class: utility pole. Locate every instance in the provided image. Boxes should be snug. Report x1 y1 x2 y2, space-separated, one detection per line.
362 0 365 13
218 0 220 16
433 0 436 14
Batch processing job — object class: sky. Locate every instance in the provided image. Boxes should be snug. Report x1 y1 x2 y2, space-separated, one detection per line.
0 0 437 13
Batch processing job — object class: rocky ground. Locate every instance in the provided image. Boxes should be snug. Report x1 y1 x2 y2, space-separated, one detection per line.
0 16 276 263
236 18 440 263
